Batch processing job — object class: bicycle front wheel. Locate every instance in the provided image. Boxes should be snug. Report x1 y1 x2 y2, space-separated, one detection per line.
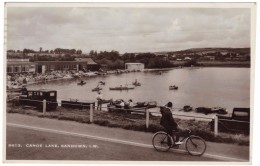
185 136 206 156
152 132 172 152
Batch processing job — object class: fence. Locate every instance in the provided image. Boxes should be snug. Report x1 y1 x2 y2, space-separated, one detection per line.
8 98 250 136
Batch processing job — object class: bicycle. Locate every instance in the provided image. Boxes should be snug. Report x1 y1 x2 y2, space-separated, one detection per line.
152 129 206 156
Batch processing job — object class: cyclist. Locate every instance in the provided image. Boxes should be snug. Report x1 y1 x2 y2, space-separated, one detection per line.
160 102 182 146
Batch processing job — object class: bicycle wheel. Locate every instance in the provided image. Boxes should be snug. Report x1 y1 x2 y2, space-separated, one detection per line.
152 132 172 152
185 136 206 156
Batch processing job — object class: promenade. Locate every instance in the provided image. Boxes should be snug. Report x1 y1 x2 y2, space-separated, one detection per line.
5 113 250 162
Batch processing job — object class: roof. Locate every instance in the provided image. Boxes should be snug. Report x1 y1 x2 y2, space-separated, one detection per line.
7 61 36 65
125 63 144 65
29 89 57 92
75 58 97 65
34 61 88 65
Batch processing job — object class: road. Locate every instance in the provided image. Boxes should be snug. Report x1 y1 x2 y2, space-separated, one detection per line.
5 114 250 162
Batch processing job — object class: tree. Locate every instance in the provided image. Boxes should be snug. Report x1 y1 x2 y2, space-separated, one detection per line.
7 50 16 53
76 49 82 54
147 58 156 68
23 48 35 53
70 49 76 54
184 59 198 67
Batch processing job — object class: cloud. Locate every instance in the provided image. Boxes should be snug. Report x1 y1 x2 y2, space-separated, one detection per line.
6 7 251 53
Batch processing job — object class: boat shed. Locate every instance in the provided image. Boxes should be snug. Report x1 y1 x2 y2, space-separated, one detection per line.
125 63 144 71
35 60 88 74
7 59 36 74
75 58 100 71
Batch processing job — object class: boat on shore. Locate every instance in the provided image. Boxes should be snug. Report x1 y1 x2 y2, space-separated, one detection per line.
169 85 178 90
211 107 228 115
195 107 228 115
135 101 157 109
7 82 23 92
107 99 157 114
7 88 22 93
183 105 193 112
73 73 81 78
61 99 95 109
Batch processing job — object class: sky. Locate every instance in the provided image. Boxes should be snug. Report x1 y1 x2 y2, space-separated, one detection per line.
6 6 251 53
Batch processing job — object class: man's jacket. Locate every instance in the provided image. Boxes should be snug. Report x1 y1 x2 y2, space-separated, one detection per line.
160 107 178 130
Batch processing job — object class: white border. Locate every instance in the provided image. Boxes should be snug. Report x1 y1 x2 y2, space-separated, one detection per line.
1 1 258 166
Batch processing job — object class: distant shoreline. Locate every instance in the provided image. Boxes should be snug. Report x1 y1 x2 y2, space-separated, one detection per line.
171 60 250 68
197 61 250 68
8 64 250 89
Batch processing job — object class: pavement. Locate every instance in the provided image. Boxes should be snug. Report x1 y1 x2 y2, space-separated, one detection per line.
4 113 250 162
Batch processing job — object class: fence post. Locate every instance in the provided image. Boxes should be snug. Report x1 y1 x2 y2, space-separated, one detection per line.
146 108 149 129
43 99 46 115
214 115 218 136
90 104 93 123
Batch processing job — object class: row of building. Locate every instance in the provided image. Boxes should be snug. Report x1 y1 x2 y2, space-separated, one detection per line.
7 58 145 74
7 58 100 74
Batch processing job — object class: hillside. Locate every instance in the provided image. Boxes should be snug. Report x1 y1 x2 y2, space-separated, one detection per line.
170 47 250 55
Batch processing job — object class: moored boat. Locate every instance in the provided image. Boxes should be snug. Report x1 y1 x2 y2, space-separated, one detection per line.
99 81 105 85
109 86 135 90
169 85 178 90
132 81 141 86
92 87 102 91
77 81 86 85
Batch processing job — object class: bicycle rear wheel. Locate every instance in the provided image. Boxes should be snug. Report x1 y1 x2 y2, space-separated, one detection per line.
152 132 172 152
185 136 206 156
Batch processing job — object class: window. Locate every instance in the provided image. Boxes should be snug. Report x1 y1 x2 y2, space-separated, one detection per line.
14 66 19 73
28 92 33 97
63 64 69 70
50 65 55 71
73 65 77 69
50 92 55 97
7 66 12 73
21 66 26 72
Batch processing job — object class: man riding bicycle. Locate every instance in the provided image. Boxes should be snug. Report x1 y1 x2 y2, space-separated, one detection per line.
160 102 182 146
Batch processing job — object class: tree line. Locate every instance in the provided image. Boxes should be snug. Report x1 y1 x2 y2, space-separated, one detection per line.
7 48 196 69
89 50 176 69
7 48 82 54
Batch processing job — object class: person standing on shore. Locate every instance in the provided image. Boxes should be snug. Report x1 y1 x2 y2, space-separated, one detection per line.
96 91 103 111
119 99 125 108
20 85 28 95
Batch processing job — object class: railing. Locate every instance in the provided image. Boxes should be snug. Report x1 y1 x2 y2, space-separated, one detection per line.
8 98 250 136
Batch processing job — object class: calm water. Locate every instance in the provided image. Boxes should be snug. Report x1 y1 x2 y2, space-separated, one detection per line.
28 67 250 113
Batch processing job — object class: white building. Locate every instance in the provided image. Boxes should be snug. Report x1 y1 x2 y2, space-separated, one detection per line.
184 57 192 61
125 63 144 71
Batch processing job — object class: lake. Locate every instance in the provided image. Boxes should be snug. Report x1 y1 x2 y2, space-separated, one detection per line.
27 67 250 114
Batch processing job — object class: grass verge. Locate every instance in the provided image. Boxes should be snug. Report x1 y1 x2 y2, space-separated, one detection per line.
7 104 249 146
